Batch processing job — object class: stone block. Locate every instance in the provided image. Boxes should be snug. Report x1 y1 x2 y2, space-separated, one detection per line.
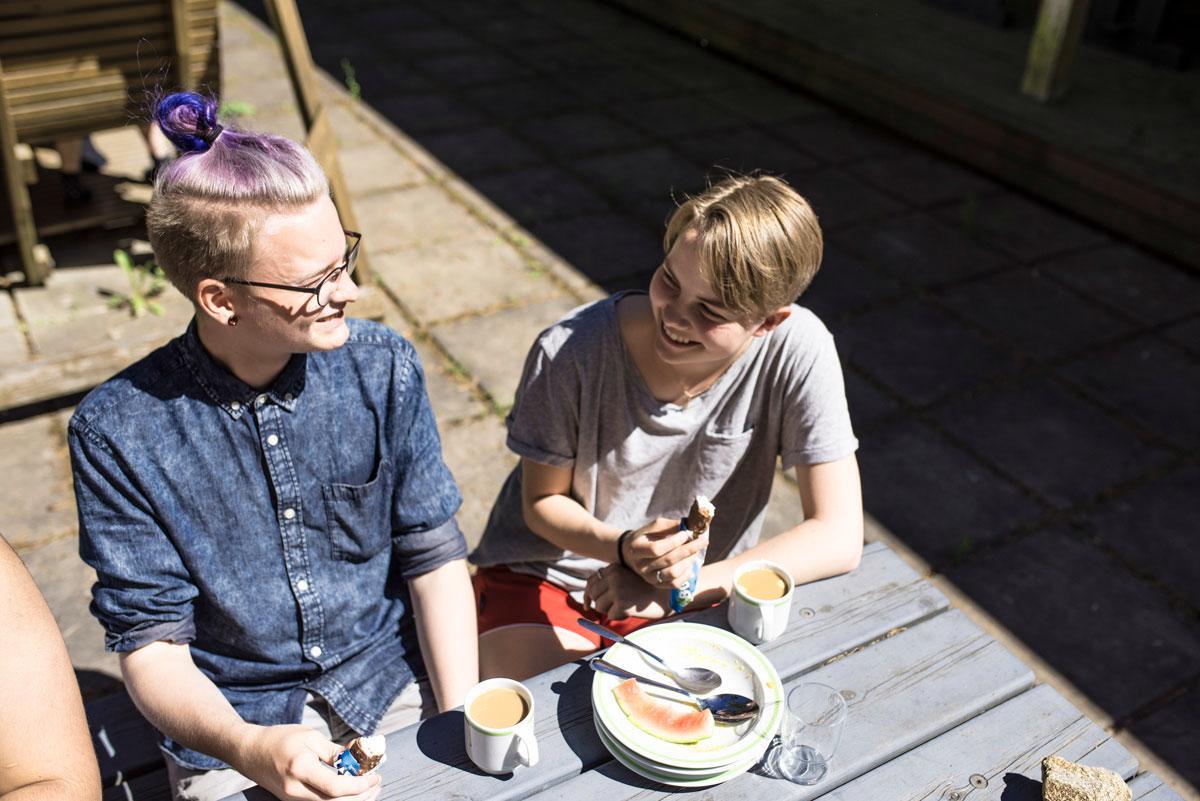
574 146 707 205
508 40 624 76
339 141 427 197
328 102 390 149
1040 244 1200 326
705 85 831 124
412 48 534 87
778 114 916 165
834 298 1021 407
430 296 583 409
461 77 585 121
439 416 518 551
370 92 488 135
471 165 609 226
673 129 821 179
469 13 573 46
377 25 482 57
611 95 747 138
411 338 487 428
0 413 77 551
858 418 1046 566
946 528 1200 721
937 267 1133 361
833 211 1010 287
843 369 901 434
528 213 664 286
571 67 682 104
354 185 481 252
793 169 904 231
930 378 1170 509
422 126 545 178
936 190 1109 263
512 112 648 159
17 535 120 695
372 235 564 326
1059 337 1200 448
802 244 906 321
850 151 999 208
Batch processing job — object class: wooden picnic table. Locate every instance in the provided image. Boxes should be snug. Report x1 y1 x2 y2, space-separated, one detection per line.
212 541 1182 801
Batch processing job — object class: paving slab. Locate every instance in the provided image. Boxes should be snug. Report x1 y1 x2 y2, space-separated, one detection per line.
0 413 77 551
937 190 1110 263
0 292 28 369
528 213 664 286
368 92 489 135
946 528 1200 722
570 66 686 104
1059 337 1200 449
801 243 906 321
511 111 648 159
376 25 483 57
1128 688 1200 791
354 185 484 252
17 535 121 700
410 47 535 88
704 83 832 124
1078 464 1200 612
1162 317 1200 357
573 145 708 205
937 267 1135 362
833 297 1022 407
761 467 809 540
372 235 565 326
858 418 1047 567
930 378 1170 509
471 165 610 225
777 113 918 165
338 140 427 197
793 168 906 230
610 94 747 138
849 150 1000 208
842 368 901 433
439 415 518 550
671 128 821 179
833 211 1011 287
430 296 583 409
411 338 487 428
421 125 546 178
460 77 586 121
1039 244 1200 326
468 12 574 46
506 39 626 75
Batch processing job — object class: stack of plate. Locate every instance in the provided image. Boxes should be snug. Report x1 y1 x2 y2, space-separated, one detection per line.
590 621 784 787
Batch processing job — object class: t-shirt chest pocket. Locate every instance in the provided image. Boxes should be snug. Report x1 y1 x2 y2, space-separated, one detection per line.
695 423 757 493
321 460 393 562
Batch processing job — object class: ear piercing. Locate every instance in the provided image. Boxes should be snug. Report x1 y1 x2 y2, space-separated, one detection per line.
228 314 239 327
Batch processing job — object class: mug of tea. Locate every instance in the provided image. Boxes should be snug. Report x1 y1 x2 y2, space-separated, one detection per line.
464 678 539 775
728 560 794 644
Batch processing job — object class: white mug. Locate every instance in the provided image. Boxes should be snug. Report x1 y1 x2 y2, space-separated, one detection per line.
727 560 794 644
463 678 539 775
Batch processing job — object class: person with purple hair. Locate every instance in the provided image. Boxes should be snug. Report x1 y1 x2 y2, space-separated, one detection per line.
68 92 478 800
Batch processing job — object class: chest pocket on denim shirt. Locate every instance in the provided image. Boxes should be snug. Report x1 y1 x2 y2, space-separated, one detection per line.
322 460 393 562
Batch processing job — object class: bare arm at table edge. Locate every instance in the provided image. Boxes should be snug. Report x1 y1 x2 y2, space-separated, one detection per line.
520 458 707 581
692 454 864 607
120 643 379 800
0 538 100 801
408 558 478 711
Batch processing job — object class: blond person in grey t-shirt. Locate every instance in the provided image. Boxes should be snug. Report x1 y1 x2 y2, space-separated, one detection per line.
470 175 864 680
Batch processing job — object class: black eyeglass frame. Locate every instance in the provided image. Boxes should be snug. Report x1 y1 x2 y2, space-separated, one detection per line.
222 230 362 308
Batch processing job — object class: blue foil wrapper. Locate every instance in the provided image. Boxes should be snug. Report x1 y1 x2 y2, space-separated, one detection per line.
335 748 362 776
668 518 705 613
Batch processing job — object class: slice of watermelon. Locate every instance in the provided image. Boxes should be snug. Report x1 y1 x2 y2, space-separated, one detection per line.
611 678 715 744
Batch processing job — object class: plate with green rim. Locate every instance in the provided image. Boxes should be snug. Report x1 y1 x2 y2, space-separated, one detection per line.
594 716 762 788
590 621 784 770
595 714 770 780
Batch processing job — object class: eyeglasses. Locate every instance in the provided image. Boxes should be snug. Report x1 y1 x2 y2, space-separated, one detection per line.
223 230 362 308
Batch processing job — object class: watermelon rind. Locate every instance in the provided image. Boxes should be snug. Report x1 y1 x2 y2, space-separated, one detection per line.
612 679 715 744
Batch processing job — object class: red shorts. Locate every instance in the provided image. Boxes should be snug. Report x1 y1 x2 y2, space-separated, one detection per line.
472 565 655 649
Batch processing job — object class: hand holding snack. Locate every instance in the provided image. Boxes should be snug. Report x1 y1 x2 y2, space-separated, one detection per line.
670 496 715 613
621 517 709 588
233 723 380 801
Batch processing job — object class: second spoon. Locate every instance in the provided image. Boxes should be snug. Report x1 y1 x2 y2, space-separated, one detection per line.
576 617 722 694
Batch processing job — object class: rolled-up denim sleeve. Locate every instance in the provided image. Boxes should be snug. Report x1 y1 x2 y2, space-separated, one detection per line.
69 421 197 652
390 345 466 579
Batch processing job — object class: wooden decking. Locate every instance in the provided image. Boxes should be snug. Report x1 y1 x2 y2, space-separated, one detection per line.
604 0 1200 270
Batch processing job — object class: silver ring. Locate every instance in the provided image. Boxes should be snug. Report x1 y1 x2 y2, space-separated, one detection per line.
655 569 664 583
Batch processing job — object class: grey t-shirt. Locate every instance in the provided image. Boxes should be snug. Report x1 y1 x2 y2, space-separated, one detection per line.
470 291 858 599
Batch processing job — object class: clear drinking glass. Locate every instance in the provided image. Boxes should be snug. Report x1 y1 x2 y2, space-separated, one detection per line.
766 682 847 785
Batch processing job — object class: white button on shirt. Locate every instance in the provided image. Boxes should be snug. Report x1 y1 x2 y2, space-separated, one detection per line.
310 646 322 658
267 434 279 447
283 507 296 520
296 578 309 592
229 401 240 412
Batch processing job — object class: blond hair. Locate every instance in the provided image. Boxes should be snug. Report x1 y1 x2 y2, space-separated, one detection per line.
664 175 823 320
146 91 329 297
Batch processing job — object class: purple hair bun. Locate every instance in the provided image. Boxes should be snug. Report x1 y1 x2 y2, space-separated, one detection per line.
155 92 223 154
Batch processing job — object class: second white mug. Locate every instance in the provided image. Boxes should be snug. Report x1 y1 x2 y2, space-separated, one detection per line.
463 678 540 775
728 560 795 644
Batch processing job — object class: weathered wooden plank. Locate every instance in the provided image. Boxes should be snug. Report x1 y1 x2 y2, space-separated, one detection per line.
222 543 949 801
1129 772 1187 801
86 691 164 788
520 609 1034 801
823 684 1136 800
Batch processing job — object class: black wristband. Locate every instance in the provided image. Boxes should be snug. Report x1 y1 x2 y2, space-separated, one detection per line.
616 530 634 569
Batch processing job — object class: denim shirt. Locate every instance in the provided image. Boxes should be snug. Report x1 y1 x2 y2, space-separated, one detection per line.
69 319 465 770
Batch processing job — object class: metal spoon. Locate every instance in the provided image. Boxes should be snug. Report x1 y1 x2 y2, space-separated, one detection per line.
589 658 760 723
576 618 723 694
